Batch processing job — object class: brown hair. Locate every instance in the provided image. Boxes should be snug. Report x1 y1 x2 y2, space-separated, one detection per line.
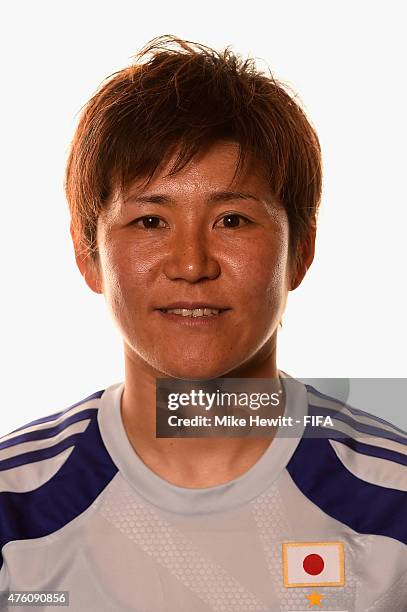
65 35 322 266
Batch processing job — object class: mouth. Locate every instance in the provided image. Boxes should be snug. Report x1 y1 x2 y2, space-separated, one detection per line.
157 303 230 319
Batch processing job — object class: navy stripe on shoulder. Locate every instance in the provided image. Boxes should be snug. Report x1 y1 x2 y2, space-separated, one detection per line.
0 432 82 471
0 414 118 569
306 384 407 436
287 435 407 545
327 429 407 466
308 403 407 447
0 408 98 452
5 390 104 435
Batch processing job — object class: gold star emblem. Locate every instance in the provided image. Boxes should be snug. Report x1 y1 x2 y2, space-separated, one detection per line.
306 591 324 607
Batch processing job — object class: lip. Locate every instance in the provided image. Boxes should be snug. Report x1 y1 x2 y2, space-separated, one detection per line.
156 304 231 326
156 310 230 326
157 302 229 311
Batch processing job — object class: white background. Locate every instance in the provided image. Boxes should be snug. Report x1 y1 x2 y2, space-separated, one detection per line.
0 1 406 434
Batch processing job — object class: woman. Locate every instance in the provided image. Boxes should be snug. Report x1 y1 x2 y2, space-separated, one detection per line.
0 35 405 612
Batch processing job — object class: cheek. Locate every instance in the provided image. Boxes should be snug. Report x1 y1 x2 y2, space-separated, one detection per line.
98 245 151 321
225 234 290 305
97 218 159 298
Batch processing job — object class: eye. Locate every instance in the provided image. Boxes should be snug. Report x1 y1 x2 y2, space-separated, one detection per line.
131 216 168 229
215 214 252 229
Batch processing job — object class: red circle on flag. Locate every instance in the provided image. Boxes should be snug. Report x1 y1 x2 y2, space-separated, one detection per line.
302 553 324 575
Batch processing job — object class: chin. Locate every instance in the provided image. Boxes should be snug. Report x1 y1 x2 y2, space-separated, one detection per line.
155 357 233 381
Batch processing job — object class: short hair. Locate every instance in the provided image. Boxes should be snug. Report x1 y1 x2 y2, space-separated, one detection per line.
65 35 322 267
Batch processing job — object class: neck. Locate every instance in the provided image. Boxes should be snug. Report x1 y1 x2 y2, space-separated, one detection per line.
120 339 284 488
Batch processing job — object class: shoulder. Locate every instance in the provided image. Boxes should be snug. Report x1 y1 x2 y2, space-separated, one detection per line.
0 389 103 492
287 383 407 545
0 388 118 566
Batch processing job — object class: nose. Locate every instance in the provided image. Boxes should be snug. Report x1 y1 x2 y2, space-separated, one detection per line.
162 229 220 283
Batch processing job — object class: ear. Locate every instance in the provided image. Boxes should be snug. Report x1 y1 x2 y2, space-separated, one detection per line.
290 224 316 291
70 223 103 295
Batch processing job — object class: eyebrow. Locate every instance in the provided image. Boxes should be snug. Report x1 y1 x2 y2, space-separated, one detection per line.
124 190 266 206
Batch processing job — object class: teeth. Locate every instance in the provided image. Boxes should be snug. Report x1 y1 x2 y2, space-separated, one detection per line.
203 308 220 316
163 308 221 317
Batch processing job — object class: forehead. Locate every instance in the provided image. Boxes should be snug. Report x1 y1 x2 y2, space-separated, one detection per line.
118 140 274 204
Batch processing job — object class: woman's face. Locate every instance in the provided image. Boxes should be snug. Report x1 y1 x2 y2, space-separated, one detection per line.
83 141 301 379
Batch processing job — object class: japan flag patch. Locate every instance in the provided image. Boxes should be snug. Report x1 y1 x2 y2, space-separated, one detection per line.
282 541 345 587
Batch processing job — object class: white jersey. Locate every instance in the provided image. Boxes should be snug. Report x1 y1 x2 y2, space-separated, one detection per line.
0 374 406 612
